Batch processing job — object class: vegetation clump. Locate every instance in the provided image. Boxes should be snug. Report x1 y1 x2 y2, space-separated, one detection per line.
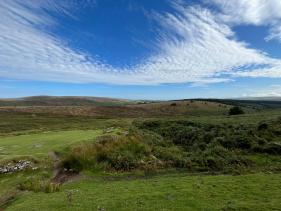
61 117 281 174
18 179 60 193
229 106 244 115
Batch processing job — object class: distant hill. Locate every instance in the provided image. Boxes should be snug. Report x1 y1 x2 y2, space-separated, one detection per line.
197 98 281 109
0 97 231 117
0 96 134 107
1 96 281 113
236 97 281 101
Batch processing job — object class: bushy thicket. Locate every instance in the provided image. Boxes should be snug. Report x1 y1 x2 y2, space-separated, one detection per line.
137 119 281 155
61 118 281 174
61 131 192 173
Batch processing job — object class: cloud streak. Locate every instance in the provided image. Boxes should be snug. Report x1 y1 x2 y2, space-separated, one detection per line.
205 0 281 42
0 0 281 85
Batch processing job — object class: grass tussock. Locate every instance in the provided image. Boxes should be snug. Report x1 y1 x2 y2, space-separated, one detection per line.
62 133 156 172
18 179 61 193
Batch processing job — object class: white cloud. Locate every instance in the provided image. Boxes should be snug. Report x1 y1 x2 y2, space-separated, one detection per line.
0 0 281 85
143 5 281 82
205 0 281 42
266 23 281 43
243 85 281 97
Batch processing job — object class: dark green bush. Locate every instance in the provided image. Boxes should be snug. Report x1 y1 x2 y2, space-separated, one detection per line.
191 144 250 172
257 122 268 131
105 139 150 171
228 106 244 115
262 143 281 155
235 136 253 150
62 155 83 172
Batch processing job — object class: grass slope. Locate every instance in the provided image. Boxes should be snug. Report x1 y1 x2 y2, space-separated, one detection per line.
199 99 281 109
0 100 230 119
5 173 281 211
0 130 103 161
0 111 130 135
0 96 133 107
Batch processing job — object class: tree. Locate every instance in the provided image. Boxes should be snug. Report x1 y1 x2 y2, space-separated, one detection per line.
228 106 244 115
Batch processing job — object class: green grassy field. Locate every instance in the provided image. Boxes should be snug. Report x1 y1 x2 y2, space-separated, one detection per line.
5 173 281 211
0 130 103 161
0 100 281 210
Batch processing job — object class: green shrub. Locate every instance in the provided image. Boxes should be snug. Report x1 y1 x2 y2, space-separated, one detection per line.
105 139 150 171
235 136 253 150
60 118 280 174
153 146 191 168
262 143 281 155
257 122 268 131
61 155 83 172
191 144 250 172
61 134 152 172
228 106 244 115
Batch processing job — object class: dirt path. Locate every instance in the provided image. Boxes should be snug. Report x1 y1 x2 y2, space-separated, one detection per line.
48 151 81 184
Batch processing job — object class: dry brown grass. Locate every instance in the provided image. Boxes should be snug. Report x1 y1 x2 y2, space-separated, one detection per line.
0 100 229 118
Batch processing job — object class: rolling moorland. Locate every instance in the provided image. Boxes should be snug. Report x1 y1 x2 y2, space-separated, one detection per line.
0 96 281 210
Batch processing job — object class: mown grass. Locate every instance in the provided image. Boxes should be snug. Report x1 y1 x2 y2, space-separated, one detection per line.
0 130 104 161
5 173 281 211
0 129 111 206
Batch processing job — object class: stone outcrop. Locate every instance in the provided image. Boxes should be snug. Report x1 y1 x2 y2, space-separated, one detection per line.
0 160 35 174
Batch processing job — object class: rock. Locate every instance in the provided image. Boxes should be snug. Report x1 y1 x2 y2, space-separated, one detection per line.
104 127 115 133
0 160 36 174
32 144 42 148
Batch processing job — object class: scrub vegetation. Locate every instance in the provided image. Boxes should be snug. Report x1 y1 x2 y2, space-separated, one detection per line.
0 97 281 210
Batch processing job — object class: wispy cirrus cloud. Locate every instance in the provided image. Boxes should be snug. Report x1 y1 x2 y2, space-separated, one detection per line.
0 0 281 85
143 4 281 82
205 0 281 42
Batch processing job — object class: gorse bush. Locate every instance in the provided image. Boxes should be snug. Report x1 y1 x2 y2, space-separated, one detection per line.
104 138 150 170
137 119 281 154
191 144 251 172
61 118 280 174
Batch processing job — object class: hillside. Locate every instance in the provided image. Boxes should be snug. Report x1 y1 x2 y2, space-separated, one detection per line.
2 96 281 118
0 96 133 107
195 98 281 109
1 97 281 210
0 99 231 118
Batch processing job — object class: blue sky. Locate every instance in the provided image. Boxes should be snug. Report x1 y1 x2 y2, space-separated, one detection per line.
0 0 281 99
